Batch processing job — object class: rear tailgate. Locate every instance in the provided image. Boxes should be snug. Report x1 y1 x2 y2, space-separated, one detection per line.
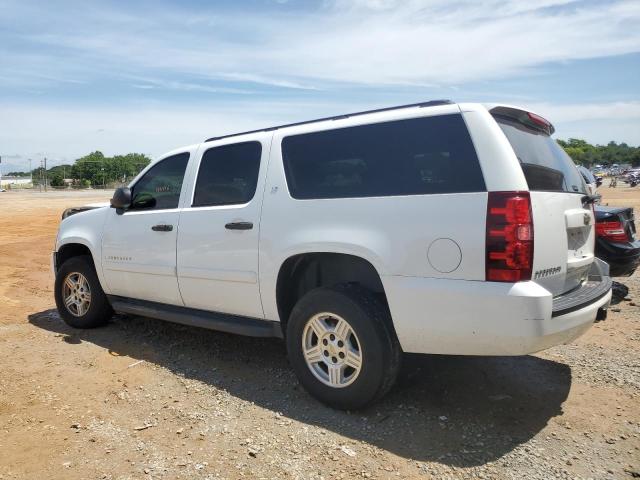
530 192 595 295
492 107 594 296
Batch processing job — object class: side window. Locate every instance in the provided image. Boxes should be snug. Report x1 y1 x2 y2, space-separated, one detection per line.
282 114 485 199
192 142 262 207
130 153 189 210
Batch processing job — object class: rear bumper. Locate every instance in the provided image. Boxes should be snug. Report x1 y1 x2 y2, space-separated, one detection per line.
552 274 612 317
382 263 611 356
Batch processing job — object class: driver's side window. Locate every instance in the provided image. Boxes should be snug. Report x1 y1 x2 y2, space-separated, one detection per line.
130 153 190 210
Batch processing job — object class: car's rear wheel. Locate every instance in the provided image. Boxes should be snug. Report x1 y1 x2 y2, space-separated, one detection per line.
54 255 113 328
286 284 401 410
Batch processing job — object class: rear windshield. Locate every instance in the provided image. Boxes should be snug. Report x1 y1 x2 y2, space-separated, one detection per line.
495 116 586 194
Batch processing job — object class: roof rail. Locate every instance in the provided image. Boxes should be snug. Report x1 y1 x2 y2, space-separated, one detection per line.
204 99 454 143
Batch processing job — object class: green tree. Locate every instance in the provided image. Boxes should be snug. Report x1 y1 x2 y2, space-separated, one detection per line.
70 151 151 186
71 151 105 185
109 153 151 184
557 138 640 168
49 172 65 187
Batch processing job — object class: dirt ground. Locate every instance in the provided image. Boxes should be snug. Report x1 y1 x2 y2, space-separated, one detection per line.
0 187 638 480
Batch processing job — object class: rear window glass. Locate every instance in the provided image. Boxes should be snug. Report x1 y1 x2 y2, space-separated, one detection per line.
495 116 586 194
282 114 485 200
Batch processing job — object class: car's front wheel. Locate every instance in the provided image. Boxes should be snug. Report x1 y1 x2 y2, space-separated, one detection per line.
286 285 401 410
54 255 113 328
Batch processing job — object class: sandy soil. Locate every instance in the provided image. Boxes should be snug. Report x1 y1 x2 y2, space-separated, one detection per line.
0 187 638 480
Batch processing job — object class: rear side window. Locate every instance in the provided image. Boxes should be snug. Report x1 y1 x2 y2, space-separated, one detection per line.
130 152 189 210
282 114 485 200
495 116 586 194
192 141 262 207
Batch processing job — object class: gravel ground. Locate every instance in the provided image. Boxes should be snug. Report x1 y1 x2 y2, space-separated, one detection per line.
0 188 639 479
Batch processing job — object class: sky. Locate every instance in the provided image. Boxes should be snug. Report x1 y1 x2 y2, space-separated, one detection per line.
1 0 639 171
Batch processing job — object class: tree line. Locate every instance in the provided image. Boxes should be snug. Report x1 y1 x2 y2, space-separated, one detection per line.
6 151 151 187
557 139 640 168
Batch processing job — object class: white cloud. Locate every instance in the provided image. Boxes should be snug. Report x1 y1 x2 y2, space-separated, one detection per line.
525 101 640 123
0 101 344 165
2 0 639 88
2 99 638 167
0 0 639 160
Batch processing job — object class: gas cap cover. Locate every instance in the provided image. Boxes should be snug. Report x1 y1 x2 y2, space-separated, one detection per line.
427 238 462 273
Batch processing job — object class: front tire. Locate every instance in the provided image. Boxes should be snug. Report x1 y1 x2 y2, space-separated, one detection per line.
286 285 401 410
54 255 113 328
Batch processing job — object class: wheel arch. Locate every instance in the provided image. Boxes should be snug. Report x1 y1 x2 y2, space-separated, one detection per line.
56 240 97 272
275 252 391 332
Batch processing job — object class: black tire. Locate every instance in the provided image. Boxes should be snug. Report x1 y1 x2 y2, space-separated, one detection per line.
54 255 113 328
286 284 401 410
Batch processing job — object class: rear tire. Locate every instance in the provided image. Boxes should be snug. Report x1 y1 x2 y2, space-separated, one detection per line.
54 255 113 328
286 284 401 410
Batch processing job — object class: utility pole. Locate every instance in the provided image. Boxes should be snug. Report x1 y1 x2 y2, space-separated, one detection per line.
44 157 47 192
0 155 3 190
29 159 32 184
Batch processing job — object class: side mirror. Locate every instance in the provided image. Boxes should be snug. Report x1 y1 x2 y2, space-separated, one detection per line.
111 187 132 214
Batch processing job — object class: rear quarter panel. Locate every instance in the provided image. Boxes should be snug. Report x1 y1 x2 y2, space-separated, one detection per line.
259 106 489 322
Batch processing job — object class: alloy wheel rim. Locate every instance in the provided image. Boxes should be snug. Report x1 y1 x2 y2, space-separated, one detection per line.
302 312 362 388
62 272 92 317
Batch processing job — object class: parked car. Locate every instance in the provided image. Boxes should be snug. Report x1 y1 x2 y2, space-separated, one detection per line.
577 165 600 199
595 205 640 276
624 170 640 187
53 100 612 409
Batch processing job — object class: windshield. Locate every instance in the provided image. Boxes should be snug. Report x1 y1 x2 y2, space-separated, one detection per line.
495 116 586 194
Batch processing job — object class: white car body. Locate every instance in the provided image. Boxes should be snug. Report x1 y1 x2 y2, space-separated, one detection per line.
54 101 611 356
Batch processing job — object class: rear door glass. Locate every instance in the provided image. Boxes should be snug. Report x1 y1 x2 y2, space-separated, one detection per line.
494 116 586 194
192 141 262 207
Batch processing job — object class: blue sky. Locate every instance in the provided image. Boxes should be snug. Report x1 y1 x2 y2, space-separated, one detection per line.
1 0 639 171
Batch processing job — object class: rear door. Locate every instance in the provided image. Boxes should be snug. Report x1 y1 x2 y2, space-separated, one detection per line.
492 107 593 296
176 136 270 318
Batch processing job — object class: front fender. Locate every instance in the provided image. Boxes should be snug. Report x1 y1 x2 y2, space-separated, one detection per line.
55 207 110 293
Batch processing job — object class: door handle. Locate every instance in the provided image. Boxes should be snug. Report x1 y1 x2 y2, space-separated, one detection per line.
225 221 253 230
151 224 173 232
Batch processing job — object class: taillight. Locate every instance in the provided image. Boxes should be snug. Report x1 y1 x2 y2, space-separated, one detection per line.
486 192 534 282
596 221 628 242
527 112 551 129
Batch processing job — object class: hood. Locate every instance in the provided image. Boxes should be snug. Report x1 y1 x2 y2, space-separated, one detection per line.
61 202 110 220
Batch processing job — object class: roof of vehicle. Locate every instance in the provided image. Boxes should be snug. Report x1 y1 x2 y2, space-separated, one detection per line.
204 99 455 143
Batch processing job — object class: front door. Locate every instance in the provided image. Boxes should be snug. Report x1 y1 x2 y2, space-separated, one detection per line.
102 152 190 305
177 138 269 318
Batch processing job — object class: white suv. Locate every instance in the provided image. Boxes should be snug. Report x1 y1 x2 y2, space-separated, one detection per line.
53 101 612 409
